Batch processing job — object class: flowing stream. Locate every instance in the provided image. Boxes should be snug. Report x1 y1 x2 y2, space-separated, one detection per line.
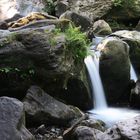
84 54 107 109
85 37 139 127
130 64 137 82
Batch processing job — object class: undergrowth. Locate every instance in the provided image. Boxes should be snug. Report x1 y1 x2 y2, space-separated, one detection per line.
51 24 90 64
64 24 90 64
112 0 138 7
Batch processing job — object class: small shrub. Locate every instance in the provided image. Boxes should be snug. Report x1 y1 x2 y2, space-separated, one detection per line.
64 24 90 63
50 24 90 63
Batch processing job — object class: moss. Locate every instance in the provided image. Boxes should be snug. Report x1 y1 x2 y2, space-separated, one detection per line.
112 0 138 8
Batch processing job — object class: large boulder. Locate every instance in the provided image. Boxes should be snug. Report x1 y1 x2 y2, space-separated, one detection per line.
63 125 104 140
104 0 140 21
92 20 112 36
97 37 130 104
111 30 140 76
68 0 113 21
23 86 83 126
0 0 44 20
64 126 96 140
0 27 92 110
99 115 140 140
67 0 140 30
65 115 140 140
69 0 140 21
55 1 69 17
0 96 34 140
60 11 92 32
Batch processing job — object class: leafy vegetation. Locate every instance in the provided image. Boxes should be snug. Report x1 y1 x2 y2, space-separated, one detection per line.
43 0 56 15
51 24 90 64
112 0 138 7
64 24 90 63
0 67 35 79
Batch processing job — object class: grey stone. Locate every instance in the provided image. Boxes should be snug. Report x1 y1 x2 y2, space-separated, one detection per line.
60 11 92 31
56 1 69 17
100 115 140 140
97 37 130 104
23 86 83 126
92 20 112 36
111 30 140 75
0 96 34 140
0 28 92 110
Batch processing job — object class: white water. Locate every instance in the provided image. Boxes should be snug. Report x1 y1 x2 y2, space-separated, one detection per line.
130 64 138 82
84 54 107 109
85 39 139 127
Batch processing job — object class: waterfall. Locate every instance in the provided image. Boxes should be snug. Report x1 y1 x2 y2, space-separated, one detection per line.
130 64 138 82
84 38 139 127
84 53 107 110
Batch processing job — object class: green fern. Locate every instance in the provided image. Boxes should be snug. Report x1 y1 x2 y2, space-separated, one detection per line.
64 24 90 63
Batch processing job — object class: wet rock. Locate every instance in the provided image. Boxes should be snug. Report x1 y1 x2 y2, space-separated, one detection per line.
63 124 104 140
135 20 140 31
97 37 130 104
111 30 140 76
104 0 140 21
99 125 122 140
100 115 140 140
71 126 96 140
63 126 96 140
60 11 92 31
0 96 34 140
23 86 83 126
80 119 105 132
70 0 140 21
0 21 8 30
0 29 67 99
130 79 140 108
61 78 93 110
0 28 92 110
56 1 69 17
68 0 113 21
92 20 112 36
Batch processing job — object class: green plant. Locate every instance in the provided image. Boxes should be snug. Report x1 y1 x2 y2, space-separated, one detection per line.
112 0 138 7
43 0 56 14
64 24 90 63
49 24 90 63
113 0 123 7
0 67 35 79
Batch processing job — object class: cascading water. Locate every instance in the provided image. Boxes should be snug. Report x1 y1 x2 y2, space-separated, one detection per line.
84 54 107 109
130 64 138 82
85 37 139 127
